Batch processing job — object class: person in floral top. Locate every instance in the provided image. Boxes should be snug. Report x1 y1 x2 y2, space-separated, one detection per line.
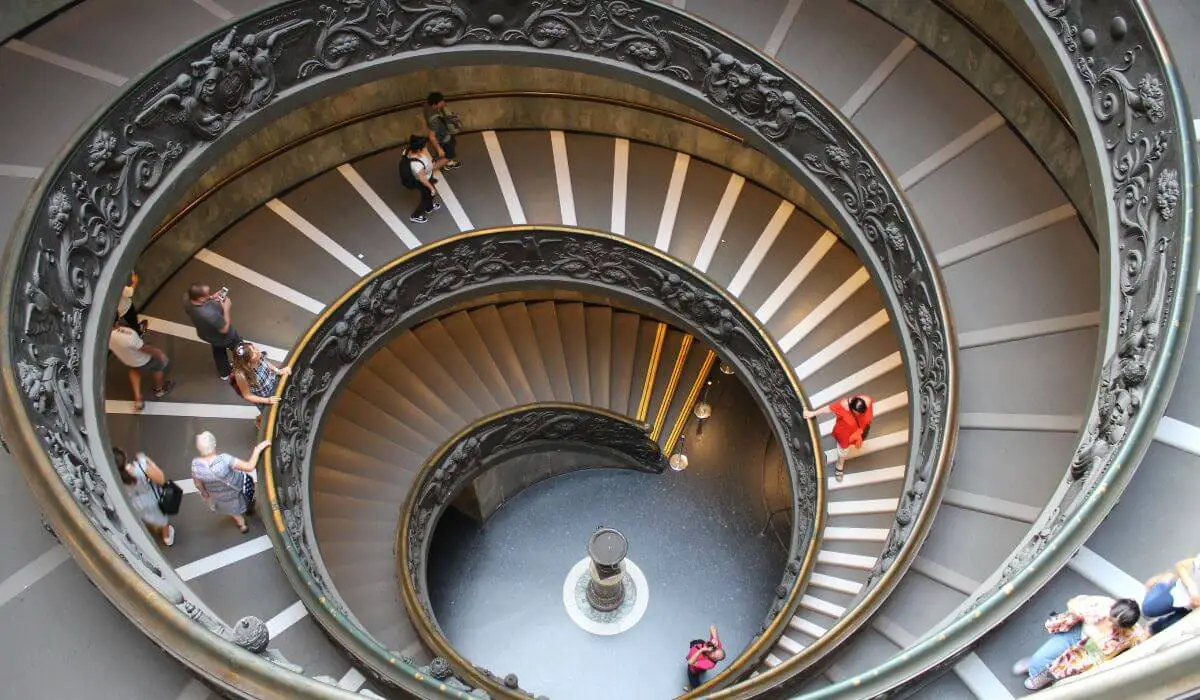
1011 595 1147 690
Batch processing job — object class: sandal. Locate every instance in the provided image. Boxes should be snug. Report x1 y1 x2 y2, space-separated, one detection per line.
834 466 845 482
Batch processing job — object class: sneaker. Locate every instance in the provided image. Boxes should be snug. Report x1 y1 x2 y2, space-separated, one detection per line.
430 202 443 212
1011 658 1030 676
153 380 175 399
162 524 175 547
410 214 428 224
1024 671 1055 690
443 160 462 171
219 374 230 381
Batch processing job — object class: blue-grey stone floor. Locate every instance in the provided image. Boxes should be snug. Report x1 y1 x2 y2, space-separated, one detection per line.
427 378 788 699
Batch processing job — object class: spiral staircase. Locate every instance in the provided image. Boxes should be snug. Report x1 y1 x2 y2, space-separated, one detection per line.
0 1 1196 699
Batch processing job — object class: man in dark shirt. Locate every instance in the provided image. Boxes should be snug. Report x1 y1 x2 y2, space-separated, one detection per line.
422 91 461 170
184 283 240 380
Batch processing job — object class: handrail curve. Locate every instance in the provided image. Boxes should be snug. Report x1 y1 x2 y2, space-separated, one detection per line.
396 403 667 695
0 0 954 696
263 226 825 697
786 1 1197 697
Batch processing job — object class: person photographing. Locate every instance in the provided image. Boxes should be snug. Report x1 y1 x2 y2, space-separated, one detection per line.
184 283 240 380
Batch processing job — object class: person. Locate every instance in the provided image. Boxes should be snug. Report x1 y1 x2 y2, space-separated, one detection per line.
1142 554 1200 633
685 625 723 689
184 283 240 380
802 393 874 482
115 447 176 546
423 91 462 170
1011 595 1147 690
686 640 718 690
191 431 270 534
402 134 444 224
231 341 290 428
109 319 174 411
116 271 147 335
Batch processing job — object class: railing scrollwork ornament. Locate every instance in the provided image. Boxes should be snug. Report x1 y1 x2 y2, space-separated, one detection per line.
957 0 1194 606
265 231 823 696
1 0 959 696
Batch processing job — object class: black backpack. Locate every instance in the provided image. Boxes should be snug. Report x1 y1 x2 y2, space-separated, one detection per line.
398 151 422 190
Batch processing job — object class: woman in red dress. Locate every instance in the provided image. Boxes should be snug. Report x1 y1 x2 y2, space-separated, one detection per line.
803 394 874 482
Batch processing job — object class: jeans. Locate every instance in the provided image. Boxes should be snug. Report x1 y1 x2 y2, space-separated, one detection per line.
686 667 704 688
440 134 457 160
209 331 241 378
412 186 435 218
1144 581 1191 633
1027 624 1082 677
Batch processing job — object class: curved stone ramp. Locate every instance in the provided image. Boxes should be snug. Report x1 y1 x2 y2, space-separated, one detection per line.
101 130 908 694
0 0 1135 696
312 300 714 660
677 2 1098 692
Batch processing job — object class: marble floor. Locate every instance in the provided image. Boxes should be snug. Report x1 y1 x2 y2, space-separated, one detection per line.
426 378 788 699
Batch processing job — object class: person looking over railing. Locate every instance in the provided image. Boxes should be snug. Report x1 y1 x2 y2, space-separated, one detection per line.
109 318 174 411
803 394 874 482
114 447 176 547
230 341 290 429
116 271 147 336
1142 554 1200 634
184 283 240 381
191 432 269 535
423 91 462 171
1011 596 1147 690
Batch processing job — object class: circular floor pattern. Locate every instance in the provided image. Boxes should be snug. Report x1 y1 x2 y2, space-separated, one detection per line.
562 557 650 636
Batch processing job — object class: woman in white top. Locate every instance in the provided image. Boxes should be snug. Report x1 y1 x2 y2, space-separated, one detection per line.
114 446 175 546
191 431 270 534
404 134 445 224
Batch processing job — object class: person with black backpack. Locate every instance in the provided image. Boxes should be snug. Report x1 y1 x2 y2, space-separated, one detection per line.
115 446 179 546
401 134 443 224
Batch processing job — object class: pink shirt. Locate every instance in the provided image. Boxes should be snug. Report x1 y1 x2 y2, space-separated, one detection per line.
687 643 716 671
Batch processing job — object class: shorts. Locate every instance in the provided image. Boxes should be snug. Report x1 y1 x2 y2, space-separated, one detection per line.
136 354 168 373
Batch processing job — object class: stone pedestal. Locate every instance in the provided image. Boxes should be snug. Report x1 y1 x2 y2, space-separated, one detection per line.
585 528 628 612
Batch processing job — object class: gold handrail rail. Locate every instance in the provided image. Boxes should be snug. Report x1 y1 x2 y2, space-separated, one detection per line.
262 226 827 698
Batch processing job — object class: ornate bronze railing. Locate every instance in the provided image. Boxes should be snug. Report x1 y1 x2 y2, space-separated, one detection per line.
0 0 956 696
263 226 824 696
782 1 1197 697
396 403 666 694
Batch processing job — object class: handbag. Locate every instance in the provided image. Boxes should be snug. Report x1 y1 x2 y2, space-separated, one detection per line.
138 457 183 515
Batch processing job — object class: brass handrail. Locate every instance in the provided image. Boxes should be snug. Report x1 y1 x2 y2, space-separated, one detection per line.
396 402 666 699
0 0 958 696
262 226 827 697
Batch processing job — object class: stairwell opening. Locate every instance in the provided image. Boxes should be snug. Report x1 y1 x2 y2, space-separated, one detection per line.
421 363 787 700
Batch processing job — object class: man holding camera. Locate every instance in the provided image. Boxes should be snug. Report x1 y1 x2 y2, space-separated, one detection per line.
184 283 240 380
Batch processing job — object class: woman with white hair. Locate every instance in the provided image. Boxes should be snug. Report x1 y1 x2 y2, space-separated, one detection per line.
191 431 270 533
